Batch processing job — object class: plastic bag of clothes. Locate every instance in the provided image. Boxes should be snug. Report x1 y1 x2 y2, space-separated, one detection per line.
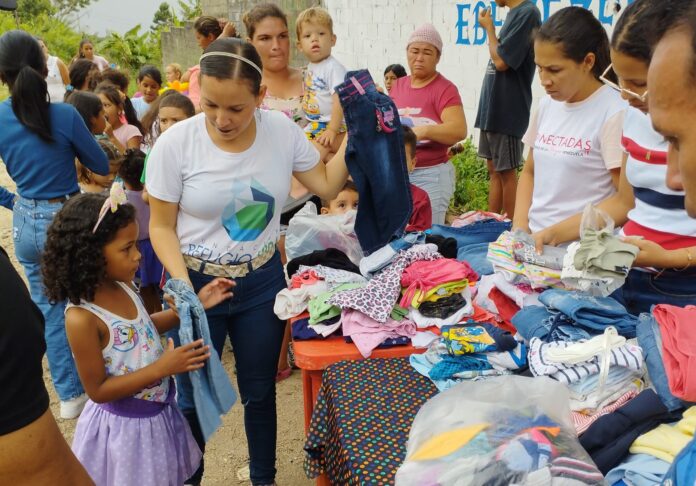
285 201 364 264
396 375 603 485
579 203 614 239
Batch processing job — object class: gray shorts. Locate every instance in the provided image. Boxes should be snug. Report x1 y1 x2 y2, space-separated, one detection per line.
478 130 523 172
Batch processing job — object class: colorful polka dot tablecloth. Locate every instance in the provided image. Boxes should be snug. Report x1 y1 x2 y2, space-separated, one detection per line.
303 358 437 485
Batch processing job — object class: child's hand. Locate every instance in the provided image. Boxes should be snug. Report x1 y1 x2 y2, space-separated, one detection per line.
317 128 337 148
198 277 235 310
157 338 210 376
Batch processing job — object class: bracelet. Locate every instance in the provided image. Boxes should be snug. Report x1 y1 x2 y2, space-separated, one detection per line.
677 247 693 271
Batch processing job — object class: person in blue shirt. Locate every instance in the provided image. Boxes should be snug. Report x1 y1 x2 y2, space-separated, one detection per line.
0 30 109 420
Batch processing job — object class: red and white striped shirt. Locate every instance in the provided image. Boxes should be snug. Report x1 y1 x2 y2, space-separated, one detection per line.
622 107 696 250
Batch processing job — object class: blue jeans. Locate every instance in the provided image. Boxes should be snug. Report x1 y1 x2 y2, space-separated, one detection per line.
429 220 511 276
636 312 688 412
410 161 456 226
337 70 412 255
512 306 591 342
539 289 639 337
170 252 286 485
614 269 696 316
13 197 84 401
428 220 511 247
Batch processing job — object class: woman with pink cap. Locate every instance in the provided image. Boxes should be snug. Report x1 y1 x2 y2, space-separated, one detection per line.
390 23 468 225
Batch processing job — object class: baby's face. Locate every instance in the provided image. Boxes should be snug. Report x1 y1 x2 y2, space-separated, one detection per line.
298 21 336 63
322 190 359 216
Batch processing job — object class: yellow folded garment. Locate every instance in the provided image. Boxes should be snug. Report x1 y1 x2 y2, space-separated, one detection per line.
630 407 696 462
406 280 469 308
409 423 489 461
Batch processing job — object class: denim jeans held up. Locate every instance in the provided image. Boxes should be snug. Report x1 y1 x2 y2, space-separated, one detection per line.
337 69 413 255
169 252 286 485
163 279 237 442
13 197 84 401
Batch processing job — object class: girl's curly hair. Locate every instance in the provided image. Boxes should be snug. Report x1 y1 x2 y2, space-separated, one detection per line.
42 193 136 305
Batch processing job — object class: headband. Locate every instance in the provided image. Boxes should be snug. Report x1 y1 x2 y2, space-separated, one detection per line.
199 51 263 77
92 181 128 233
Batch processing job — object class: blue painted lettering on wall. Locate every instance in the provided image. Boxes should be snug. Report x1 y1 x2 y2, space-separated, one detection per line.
456 0 634 46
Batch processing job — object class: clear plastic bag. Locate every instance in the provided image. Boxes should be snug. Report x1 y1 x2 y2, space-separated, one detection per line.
395 375 603 486
579 203 615 239
284 201 364 264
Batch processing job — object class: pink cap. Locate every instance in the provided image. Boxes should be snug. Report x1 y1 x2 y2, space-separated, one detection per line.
407 23 443 53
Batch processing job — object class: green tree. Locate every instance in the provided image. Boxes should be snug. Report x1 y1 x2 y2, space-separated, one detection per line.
16 0 54 20
16 0 92 23
151 2 175 34
54 0 92 17
0 9 81 63
99 25 160 75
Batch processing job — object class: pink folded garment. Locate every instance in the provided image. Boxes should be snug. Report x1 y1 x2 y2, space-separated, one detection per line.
653 304 696 401
341 309 416 358
400 258 478 306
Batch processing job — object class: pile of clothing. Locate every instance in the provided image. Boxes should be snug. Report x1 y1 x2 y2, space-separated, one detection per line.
410 321 527 390
277 236 483 358
487 230 566 289
284 206 696 485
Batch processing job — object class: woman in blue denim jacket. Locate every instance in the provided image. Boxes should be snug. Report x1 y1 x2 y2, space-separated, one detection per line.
146 37 351 486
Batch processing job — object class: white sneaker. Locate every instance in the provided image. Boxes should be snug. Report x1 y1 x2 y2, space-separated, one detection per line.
60 393 88 419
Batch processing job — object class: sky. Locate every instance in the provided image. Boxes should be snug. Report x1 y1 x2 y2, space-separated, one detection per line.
75 0 181 35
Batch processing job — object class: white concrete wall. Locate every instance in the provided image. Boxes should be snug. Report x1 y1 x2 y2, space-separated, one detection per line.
325 0 631 140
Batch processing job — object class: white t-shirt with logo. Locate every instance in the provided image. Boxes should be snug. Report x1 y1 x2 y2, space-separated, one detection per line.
146 110 320 264
523 85 627 233
302 55 347 126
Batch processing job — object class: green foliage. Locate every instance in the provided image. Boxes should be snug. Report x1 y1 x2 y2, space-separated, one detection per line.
0 11 81 63
99 25 161 76
15 0 92 23
151 2 175 34
449 138 489 214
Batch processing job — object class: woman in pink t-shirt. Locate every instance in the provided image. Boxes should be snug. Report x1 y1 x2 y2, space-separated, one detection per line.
182 16 234 111
389 23 468 226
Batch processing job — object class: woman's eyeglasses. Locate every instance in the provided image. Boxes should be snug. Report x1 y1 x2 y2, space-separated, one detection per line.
600 64 648 103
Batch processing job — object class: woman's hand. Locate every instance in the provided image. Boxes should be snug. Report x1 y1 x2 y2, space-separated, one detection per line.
622 237 675 268
533 229 557 253
156 338 210 376
220 21 237 39
197 277 235 309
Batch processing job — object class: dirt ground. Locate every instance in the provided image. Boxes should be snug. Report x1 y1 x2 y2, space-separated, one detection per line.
0 166 313 485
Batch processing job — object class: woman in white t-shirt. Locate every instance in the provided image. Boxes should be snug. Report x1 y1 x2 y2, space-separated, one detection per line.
37 38 69 103
513 7 627 234
146 37 349 486
531 0 696 315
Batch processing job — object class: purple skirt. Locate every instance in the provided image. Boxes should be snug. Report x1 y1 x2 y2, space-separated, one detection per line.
137 239 164 287
71 387 201 486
